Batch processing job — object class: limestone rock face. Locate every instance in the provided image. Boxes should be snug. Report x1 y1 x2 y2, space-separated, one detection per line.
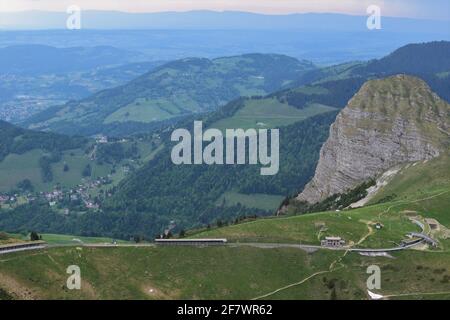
297 74 450 204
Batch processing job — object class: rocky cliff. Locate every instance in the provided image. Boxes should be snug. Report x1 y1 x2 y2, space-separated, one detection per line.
297 74 450 204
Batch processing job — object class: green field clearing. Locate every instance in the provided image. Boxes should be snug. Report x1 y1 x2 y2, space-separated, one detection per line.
291 85 330 95
211 98 336 130
196 152 450 249
0 150 45 192
208 209 367 244
141 143 164 163
8 233 129 245
369 153 450 224
1 154 449 300
0 246 338 299
104 98 183 124
0 148 111 193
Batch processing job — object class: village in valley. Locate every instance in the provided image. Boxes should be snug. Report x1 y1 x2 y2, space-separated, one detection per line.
0 133 161 215
0 174 111 214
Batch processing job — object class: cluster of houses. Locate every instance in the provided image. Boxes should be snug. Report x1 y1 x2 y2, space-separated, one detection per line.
1 175 114 212
0 193 39 206
0 194 15 205
43 179 111 210
95 134 109 144
42 187 99 210
95 134 130 145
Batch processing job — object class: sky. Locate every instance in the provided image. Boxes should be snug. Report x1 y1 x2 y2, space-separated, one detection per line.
0 0 449 20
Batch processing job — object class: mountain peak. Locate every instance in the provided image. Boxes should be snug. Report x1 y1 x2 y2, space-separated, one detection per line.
297 74 450 204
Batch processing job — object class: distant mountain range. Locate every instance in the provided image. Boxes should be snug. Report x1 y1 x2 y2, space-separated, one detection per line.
0 45 142 75
1 12 448 65
1 11 449 33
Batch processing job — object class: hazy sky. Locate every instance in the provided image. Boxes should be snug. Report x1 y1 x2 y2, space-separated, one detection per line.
0 0 449 20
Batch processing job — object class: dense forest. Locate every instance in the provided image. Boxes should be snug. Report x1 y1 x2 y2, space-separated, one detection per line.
103 110 338 235
358 41 450 76
272 77 367 109
0 120 87 162
288 41 450 104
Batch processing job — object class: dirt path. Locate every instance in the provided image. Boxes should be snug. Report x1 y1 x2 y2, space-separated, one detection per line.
251 270 331 300
251 247 348 300
251 214 383 300
357 222 374 246
378 190 450 220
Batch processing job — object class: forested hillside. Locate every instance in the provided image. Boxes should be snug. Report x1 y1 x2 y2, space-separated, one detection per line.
360 41 450 76
24 54 316 136
0 107 337 239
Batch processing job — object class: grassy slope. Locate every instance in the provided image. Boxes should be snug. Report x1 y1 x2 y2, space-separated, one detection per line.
1 242 449 300
0 233 23 245
0 148 111 193
0 153 449 300
194 152 450 248
0 138 159 193
27 54 315 134
211 97 336 130
369 152 450 224
0 246 337 300
207 97 336 211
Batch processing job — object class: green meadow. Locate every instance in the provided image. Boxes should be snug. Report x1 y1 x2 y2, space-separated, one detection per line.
212 98 336 130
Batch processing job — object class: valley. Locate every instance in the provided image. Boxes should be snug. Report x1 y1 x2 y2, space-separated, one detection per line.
0 35 449 301
1 41 450 240
23 54 316 136
0 151 449 299
0 45 161 122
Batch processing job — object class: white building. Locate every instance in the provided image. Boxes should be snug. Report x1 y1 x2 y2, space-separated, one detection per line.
321 237 345 248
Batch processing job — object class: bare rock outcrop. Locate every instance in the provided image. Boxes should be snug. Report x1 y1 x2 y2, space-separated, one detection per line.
297 74 450 204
